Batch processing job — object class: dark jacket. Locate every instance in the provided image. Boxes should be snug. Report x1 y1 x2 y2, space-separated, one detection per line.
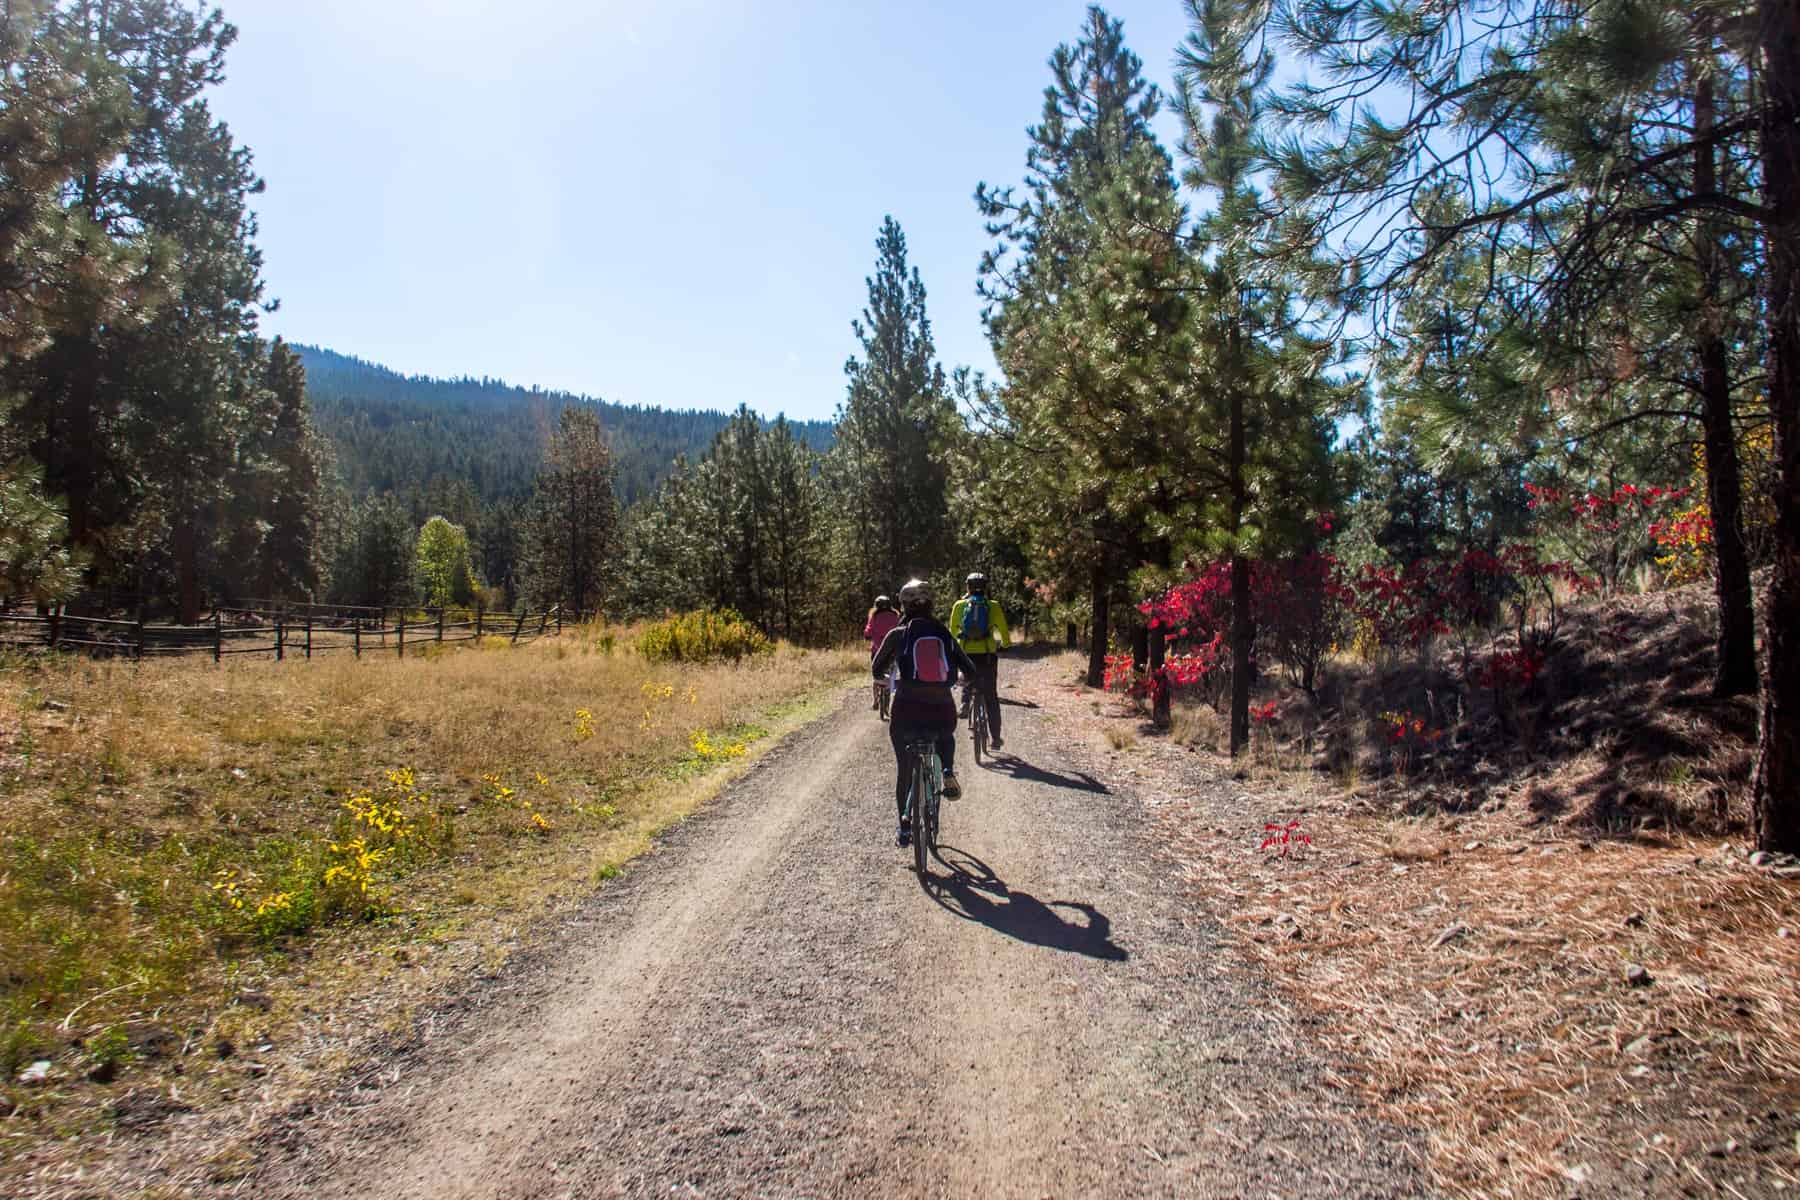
872 614 978 724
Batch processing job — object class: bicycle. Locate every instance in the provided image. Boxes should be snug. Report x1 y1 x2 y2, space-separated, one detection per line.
967 679 989 762
903 737 943 876
875 666 894 722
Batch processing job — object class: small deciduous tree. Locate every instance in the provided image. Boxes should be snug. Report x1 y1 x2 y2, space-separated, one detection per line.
413 515 475 608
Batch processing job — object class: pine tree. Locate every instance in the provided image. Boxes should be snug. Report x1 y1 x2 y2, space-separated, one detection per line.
976 6 1190 689
830 217 952 602
251 338 326 602
328 495 413 609
522 406 618 615
1248 0 1799 847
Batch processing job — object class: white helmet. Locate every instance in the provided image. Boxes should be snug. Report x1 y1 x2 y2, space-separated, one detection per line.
898 578 932 614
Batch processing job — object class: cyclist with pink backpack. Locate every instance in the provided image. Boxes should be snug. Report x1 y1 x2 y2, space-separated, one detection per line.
870 578 979 847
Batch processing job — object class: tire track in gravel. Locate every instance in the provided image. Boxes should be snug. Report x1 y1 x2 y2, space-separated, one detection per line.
255 667 1428 1199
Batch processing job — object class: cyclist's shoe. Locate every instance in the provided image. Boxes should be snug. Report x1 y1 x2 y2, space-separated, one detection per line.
942 772 962 799
897 818 913 847
990 736 1005 751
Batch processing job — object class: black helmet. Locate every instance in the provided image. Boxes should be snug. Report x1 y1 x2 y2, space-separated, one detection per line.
965 572 987 594
874 594 893 611
899 578 932 615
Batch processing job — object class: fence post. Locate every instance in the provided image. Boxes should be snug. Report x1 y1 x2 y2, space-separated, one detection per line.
275 609 285 662
214 609 223 663
511 610 526 644
305 609 313 660
134 610 146 661
397 612 406 658
437 606 445 643
48 603 62 652
476 602 483 639
539 608 549 636
556 607 562 636
353 617 361 659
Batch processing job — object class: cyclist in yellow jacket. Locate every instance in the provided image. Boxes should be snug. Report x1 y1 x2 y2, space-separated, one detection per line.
949 572 1009 752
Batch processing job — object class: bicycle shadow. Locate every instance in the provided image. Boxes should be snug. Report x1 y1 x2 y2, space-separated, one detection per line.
976 754 1109 794
921 845 1127 962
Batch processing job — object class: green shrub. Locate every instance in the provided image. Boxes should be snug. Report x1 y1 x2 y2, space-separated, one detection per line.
637 608 772 663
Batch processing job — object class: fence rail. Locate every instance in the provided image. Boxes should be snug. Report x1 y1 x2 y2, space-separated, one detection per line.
0 603 570 662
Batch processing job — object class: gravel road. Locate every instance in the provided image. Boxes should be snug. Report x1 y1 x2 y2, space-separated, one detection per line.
256 668 1426 1198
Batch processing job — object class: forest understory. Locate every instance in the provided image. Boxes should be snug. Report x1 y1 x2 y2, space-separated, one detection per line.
1039 580 1800 1196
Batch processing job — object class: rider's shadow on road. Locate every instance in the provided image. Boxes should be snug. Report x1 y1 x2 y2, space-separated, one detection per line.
926 846 1127 962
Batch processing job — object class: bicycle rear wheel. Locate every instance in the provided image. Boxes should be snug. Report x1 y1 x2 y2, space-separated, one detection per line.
911 754 930 876
971 697 987 763
878 682 890 721
927 754 942 853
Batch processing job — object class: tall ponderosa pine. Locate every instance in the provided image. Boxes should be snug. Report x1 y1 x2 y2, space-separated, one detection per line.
0 1 329 621
523 406 619 615
10 2 271 609
977 6 1191 691
1174 0 1347 747
1248 0 1798 846
831 217 952 606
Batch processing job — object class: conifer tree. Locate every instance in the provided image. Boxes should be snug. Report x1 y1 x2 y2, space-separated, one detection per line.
977 6 1190 689
522 406 618 615
831 217 953 601
329 495 413 609
1232 0 1798 845
247 338 326 602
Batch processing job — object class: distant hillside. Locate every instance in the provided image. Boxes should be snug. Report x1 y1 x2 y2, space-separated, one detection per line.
297 345 835 509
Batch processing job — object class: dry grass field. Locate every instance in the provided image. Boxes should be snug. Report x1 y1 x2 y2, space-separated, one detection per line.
0 624 862 1165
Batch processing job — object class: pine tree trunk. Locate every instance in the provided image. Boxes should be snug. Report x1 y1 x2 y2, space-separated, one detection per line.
174 517 201 625
1694 68 1760 697
1228 342 1251 757
1086 565 1109 688
1229 553 1252 755
1149 622 1170 728
1753 0 1800 853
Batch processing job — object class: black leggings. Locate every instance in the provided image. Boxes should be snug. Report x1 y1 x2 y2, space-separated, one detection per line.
888 717 956 818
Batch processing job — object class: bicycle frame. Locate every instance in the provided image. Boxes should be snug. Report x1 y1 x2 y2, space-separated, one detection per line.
903 737 942 874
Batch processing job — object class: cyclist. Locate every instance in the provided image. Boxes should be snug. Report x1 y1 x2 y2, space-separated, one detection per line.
950 572 1009 752
871 578 978 847
863 595 901 710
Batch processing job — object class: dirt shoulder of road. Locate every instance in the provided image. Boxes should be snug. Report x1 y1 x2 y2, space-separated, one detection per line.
1014 648 1800 1198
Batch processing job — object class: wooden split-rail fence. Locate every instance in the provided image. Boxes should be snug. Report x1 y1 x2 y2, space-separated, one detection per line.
0 602 569 662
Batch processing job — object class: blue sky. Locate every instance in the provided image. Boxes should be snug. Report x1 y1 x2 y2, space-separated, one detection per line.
213 1 1198 422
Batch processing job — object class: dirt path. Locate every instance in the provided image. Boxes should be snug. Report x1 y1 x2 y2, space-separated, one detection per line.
253 663 1426 1198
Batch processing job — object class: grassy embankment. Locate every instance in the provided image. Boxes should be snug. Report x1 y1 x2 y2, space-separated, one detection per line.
0 623 862 1158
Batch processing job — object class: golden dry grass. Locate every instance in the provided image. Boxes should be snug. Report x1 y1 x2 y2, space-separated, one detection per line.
0 625 861 1155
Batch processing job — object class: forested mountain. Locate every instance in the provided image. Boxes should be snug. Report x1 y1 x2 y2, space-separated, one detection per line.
298 345 834 510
